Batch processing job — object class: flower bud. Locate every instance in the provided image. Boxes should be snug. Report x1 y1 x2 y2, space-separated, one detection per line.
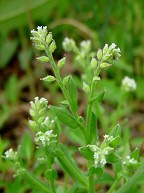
37 56 49 62
49 41 56 53
90 57 97 69
58 57 66 69
42 75 56 83
83 82 90 93
46 32 52 45
63 75 71 85
100 62 111 68
97 49 103 61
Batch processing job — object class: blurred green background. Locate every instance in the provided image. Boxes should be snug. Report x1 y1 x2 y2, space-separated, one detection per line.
0 0 144 192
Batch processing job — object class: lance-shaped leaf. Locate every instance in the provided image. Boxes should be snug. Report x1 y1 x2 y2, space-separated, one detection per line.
79 146 94 161
130 148 139 160
66 76 78 113
106 152 121 164
50 105 79 129
89 89 106 104
109 124 122 138
109 136 120 148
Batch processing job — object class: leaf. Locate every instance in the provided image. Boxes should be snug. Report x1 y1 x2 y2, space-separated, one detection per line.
106 152 121 164
89 89 106 104
130 148 139 160
79 146 94 161
66 76 78 113
5 75 19 103
50 105 79 129
56 144 88 187
109 124 122 138
0 0 58 32
109 136 120 148
0 39 19 68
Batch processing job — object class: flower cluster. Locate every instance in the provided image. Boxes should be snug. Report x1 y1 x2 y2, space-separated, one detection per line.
62 37 76 52
121 76 137 92
35 130 57 147
123 156 138 166
30 26 56 53
4 148 18 161
29 97 48 131
88 135 116 168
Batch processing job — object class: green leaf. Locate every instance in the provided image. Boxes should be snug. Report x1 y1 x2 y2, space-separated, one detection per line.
66 76 78 113
79 146 94 161
50 105 79 129
113 161 122 177
5 75 19 103
109 136 120 148
106 152 121 164
0 0 58 32
56 144 88 187
130 148 139 160
44 168 58 181
89 89 106 104
0 39 19 68
109 124 122 138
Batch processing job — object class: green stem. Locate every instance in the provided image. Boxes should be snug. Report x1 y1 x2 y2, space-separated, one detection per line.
45 46 87 143
107 175 122 193
24 170 51 193
86 66 100 144
47 156 56 193
45 47 78 117
89 169 95 193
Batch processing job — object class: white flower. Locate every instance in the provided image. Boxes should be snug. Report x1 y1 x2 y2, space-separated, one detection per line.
4 148 18 160
104 134 109 139
62 37 75 52
122 76 137 92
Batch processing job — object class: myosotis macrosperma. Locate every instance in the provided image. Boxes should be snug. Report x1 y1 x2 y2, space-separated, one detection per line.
3 26 143 193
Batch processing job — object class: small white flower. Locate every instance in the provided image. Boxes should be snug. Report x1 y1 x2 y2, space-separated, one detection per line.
100 158 106 166
126 156 130 160
122 76 137 92
104 134 109 139
4 148 18 160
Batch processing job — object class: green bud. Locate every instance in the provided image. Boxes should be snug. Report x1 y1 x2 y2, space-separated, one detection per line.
49 41 56 53
97 49 103 61
100 62 111 68
37 56 49 62
93 76 100 82
58 57 66 69
63 75 71 85
42 75 56 83
90 57 97 69
46 32 52 45
103 44 109 54
77 116 84 124
83 82 90 93
102 54 112 61
60 100 69 107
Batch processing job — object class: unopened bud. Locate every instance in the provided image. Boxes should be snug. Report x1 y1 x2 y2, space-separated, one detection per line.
46 32 52 45
97 49 103 61
37 56 49 62
42 75 56 83
49 41 56 53
100 62 111 68
90 57 97 69
83 82 90 93
58 57 66 69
